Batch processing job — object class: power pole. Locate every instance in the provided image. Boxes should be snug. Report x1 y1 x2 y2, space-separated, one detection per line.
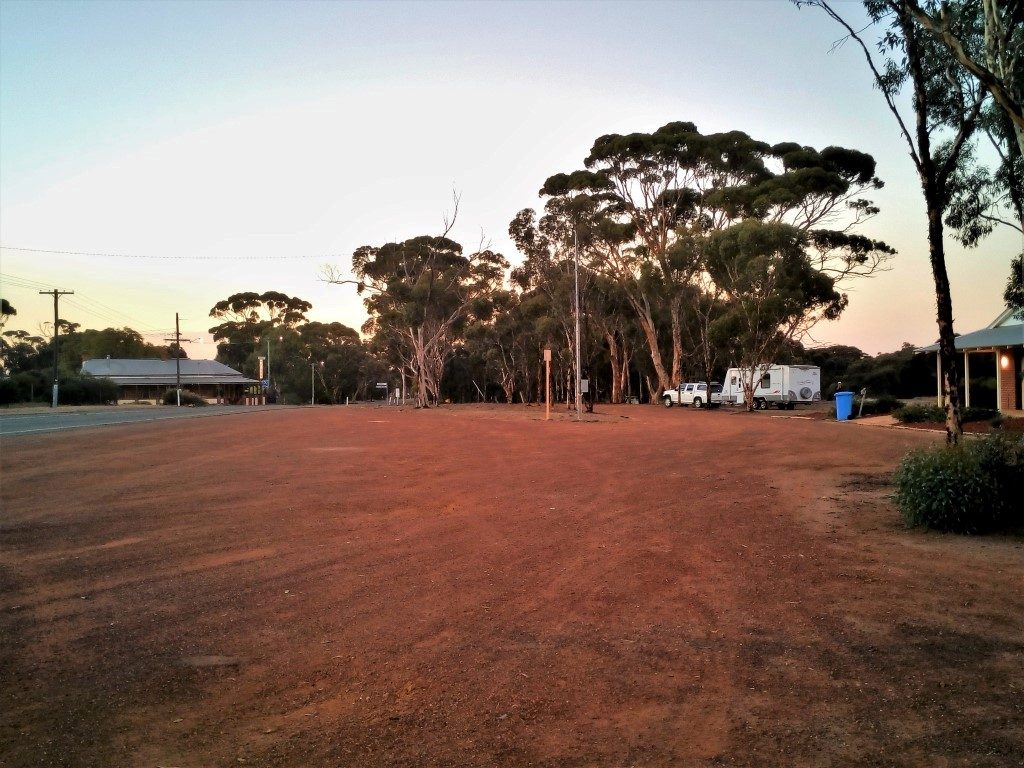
39 289 74 408
163 313 182 406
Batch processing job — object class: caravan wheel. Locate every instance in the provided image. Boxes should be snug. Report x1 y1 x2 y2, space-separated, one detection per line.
755 398 767 410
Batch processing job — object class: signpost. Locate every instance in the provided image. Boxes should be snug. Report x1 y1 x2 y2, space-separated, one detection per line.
544 348 551 421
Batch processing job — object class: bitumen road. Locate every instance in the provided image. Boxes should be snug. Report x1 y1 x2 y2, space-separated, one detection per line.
0 405 290 437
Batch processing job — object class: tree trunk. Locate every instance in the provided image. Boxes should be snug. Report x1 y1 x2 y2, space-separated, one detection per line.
606 331 622 404
633 302 671 394
620 344 631 403
670 294 684 386
899 5 965 444
926 199 964 443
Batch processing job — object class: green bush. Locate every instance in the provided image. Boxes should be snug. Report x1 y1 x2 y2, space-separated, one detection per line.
858 394 904 416
962 406 998 423
892 433 1024 533
893 403 999 424
57 375 119 405
162 389 208 406
0 377 18 405
893 403 946 423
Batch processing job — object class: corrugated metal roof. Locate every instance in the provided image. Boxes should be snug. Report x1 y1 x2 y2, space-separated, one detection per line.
81 358 257 385
918 323 1024 353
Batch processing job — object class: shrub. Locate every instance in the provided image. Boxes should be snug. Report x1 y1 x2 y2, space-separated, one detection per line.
0 377 18 405
892 433 1024 533
162 389 208 406
857 394 904 417
58 375 118 405
962 406 998 423
893 404 945 423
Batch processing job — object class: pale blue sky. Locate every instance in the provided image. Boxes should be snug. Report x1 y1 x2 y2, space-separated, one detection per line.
1 0 1018 354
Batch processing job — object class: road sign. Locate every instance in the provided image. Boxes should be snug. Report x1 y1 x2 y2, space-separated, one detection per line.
375 382 388 390
261 379 270 391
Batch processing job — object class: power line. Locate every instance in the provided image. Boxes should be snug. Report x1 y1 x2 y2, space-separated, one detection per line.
2 272 169 331
1 244 333 261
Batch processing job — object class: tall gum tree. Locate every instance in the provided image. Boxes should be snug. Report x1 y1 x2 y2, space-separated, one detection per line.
328 235 507 408
798 0 990 443
538 122 893 395
208 291 312 372
705 221 848 409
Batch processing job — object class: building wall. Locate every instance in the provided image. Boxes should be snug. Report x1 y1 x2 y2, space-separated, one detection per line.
997 347 1021 411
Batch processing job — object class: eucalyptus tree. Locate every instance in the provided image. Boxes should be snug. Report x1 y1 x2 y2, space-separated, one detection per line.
905 0 1023 155
331 235 507 407
1007 252 1024 314
538 122 893 396
799 1 994 443
705 221 847 409
209 291 312 372
509 200 623 405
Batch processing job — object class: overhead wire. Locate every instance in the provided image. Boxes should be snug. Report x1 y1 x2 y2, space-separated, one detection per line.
1 244 332 261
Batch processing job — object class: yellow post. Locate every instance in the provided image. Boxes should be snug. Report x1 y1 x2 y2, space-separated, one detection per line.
544 348 552 421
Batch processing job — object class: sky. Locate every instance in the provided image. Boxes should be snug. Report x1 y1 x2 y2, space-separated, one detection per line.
1 0 1019 358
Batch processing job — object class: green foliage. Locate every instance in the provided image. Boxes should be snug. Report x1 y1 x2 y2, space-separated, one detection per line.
0 377 18 405
1 373 116 406
59 327 184 371
894 403 999 423
963 406 999 423
894 404 946 423
209 291 312 372
57 375 119 405
862 394 904 416
893 433 1024 533
1006 252 1024 317
162 389 208 406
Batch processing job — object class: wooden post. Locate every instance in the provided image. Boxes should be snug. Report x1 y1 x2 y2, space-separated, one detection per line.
964 351 970 409
544 348 552 421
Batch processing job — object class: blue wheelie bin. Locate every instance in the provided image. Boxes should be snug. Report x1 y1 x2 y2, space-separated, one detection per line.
835 390 855 421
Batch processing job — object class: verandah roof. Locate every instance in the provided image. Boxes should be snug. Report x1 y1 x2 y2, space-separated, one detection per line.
81 358 257 386
918 324 1024 353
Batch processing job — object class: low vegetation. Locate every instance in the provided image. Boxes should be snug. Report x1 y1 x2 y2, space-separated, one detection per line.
894 404 999 424
893 433 1024 534
161 389 208 407
0 372 117 406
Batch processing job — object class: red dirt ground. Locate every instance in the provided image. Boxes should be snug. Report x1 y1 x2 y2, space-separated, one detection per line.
2 405 1022 767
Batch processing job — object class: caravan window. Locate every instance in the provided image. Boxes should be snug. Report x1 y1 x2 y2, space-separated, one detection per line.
730 376 737 386
760 374 771 389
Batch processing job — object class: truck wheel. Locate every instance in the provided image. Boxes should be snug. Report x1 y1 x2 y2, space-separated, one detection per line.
693 397 703 408
663 397 673 408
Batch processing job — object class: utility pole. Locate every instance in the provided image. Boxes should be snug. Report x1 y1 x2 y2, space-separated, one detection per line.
164 313 182 406
40 289 74 408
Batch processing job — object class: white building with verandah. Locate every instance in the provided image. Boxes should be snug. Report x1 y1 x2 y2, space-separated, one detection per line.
81 358 261 404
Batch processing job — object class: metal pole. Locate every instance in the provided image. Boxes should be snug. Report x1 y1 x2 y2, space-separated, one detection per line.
574 229 581 421
175 312 181 406
267 338 271 390
311 362 315 405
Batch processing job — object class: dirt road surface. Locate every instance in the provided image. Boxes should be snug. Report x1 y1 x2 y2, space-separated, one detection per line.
2 405 1022 767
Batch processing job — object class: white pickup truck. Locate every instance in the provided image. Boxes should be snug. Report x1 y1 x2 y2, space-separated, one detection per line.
662 382 724 409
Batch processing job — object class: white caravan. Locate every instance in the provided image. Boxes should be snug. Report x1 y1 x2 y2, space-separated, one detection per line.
721 365 821 410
